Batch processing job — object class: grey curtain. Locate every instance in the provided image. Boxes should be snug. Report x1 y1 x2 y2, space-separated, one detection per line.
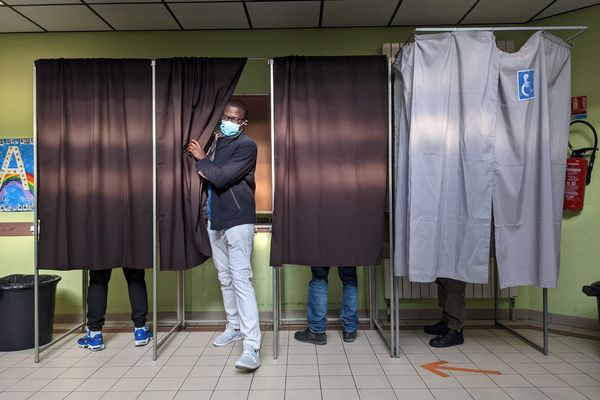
270 56 388 267
36 59 153 270
156 57 247 271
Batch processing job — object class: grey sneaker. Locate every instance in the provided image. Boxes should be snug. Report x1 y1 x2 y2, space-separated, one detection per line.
234 345 261 370
213 327 244 347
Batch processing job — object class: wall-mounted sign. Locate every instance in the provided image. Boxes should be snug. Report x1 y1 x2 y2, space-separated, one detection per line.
571 96 588 120
0 138 34 211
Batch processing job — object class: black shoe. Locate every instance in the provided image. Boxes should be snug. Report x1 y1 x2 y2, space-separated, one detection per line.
424 320 449 336
294 328 327 345
343 330 357 343
429 329 464 348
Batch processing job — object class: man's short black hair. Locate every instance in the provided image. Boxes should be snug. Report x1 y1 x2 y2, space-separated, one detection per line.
226 99 248 119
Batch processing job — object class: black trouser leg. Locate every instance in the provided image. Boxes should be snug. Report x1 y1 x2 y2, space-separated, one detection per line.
87 269 112 331
123 268 149 328
437 278 466 331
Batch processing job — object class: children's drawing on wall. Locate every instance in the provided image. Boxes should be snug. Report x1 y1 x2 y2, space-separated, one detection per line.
0 138 34 211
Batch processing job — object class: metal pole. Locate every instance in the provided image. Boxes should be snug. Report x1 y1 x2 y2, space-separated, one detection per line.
151 60 158 361
32 63 40 364
415 25 588 32
182 270 186 329
394 277 400 357
82 270 88 330
272 267 278 359
387 55 397 358
543 288 549 355
176 271 183 325
268 58 279 359
368 267 375 329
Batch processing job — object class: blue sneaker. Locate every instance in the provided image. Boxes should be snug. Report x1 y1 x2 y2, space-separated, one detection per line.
77 329 105 351
134 326 153 346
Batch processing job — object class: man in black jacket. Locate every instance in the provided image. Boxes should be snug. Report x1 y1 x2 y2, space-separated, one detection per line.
186 100 261 370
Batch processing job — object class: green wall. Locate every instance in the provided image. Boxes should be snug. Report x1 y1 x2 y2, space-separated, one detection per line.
1 5 599 321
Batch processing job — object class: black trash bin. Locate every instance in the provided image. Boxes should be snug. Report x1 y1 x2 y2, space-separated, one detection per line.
0 274 62 351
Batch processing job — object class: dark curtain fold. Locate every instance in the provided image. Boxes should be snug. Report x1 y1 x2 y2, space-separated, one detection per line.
156 57 247 271
36 59 153 270
270 56 388 267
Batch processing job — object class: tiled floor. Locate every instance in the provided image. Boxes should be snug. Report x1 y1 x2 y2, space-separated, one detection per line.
1 327 599 400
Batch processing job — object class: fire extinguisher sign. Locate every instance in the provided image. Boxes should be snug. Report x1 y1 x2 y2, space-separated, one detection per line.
571 96 587 120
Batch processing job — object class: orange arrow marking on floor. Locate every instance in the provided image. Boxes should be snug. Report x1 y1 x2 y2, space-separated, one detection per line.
420 360 502 378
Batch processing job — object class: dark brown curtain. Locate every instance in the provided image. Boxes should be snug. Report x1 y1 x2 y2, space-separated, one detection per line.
156 57 247 271
270 56 388 267
36 59 153 270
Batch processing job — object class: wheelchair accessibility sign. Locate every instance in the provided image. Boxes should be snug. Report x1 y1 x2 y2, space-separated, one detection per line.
517 69 535 101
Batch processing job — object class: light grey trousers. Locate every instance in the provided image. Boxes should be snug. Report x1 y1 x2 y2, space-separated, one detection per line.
208 223 261 350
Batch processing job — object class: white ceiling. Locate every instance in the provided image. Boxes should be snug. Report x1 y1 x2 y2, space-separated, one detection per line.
0 0 597 33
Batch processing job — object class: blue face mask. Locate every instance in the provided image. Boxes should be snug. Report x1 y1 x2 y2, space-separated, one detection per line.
220 120 242 137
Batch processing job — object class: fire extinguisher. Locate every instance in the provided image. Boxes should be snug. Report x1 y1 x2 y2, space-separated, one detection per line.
564 120 597 211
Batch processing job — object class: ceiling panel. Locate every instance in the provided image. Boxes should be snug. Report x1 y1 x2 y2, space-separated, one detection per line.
0 6 43 32
167 0 239 2
322 0 398 27
86 0 162 3
247 1 320 29
4 0 80 4
535 0 600 19
169 2 248 29
393 0 474 26
462 0 552 24
91 4 180 30
15 5 109 31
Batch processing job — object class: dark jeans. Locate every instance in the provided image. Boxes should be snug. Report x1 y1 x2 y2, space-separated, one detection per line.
307 266 359 334
87 268 148 331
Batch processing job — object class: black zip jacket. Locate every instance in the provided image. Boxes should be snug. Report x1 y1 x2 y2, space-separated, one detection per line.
196 132 257 231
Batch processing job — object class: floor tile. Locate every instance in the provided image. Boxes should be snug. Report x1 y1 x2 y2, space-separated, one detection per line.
27 392 70 400
421 375 462 389
320 375 356 389
5 378 52 391
466 388 511 400
64 392 105 400
180 377 218 391
247 389 285 400
40 378 85 391
286 364 319 376
145 377 185 391
350 363 384 375
173 391 212 400
575 386 600 400
0 392 34 400
109 377 152 392
429 388 473 400
502 387 551 400
137 391 177 400
489 374 533 388
215 376 253 391
321 388 359 400
286 376 320 390
318 364 351 376
454 374 497 388
59 367 99 379
98 391 140 400
285 389 322 400
522 374 568 387
354 375 390 389
393 388 434 400
388 375 427 389
251 376 285 390
356 388 397 400
74 378 118 392
554 374 600 387
539 387 590 400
